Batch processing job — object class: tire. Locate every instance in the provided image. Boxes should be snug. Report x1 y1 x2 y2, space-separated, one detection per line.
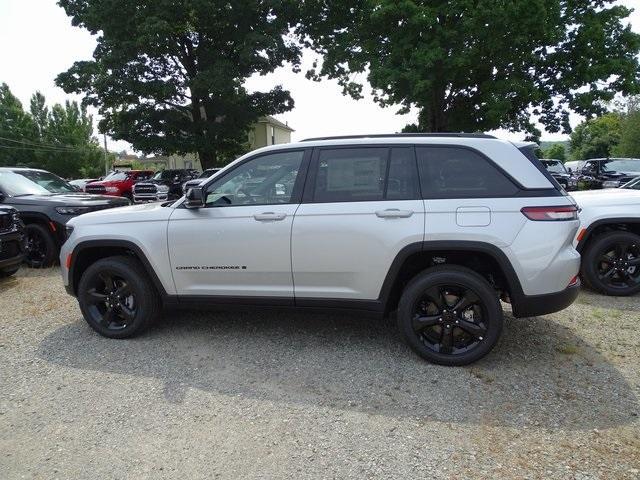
581 231 640 296
24 223 57 268
397 265 503 366
77 255 161 338
0 267 20 278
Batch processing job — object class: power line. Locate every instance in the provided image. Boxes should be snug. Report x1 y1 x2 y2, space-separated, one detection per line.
0 135 95 152
0 143 94 153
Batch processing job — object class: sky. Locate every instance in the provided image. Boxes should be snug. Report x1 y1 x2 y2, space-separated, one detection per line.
0 0 638 155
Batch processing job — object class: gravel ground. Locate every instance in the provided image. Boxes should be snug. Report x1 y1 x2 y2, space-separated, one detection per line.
1 268 639 479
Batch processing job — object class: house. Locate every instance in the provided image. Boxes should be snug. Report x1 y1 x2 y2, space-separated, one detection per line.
114 116 294 171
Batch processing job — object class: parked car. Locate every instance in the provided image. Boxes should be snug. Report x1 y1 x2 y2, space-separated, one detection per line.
182 168 222 194
85 170 154 200
133 169 199 203
620 176 640 190
0 167 130 268
571 189 640 296
61 133 581 366
572 158 640 189
541 159 578 191
69 178 99 192
0 205 25 278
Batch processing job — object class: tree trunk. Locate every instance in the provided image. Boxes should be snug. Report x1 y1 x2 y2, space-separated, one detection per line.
198 149 216 170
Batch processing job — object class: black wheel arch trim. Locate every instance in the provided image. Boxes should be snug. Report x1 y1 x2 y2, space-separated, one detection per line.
68 239 171 300
377 240 530 316
577 218 640 253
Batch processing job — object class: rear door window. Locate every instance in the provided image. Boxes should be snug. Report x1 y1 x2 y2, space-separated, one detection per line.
416 147 519 198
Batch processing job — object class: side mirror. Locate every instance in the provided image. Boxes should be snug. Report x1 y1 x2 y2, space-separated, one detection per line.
185 186 205 209
567 168 573 173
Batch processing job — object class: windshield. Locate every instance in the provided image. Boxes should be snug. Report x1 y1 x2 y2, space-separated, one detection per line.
152 170 179 180
542 160 566 174
103 171 130 181
0 170 76 196
601 159 640 173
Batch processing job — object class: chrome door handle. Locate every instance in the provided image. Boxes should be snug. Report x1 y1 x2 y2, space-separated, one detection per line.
253 212 287 221
375 209 414 218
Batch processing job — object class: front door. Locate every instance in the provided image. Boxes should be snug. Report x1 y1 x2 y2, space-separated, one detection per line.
168 150 308 298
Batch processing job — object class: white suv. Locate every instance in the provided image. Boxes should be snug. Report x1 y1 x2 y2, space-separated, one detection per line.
60 134 581 365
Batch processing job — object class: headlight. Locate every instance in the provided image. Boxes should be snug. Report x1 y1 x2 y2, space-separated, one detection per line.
105 186 119 193
55 206 91 215
157 185 170 193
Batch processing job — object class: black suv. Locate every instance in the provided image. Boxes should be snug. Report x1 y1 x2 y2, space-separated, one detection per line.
541 159 578 191
0 205 25 278
0 167 130 268
133 169 199 203
182 168 222 194
576 158 640 189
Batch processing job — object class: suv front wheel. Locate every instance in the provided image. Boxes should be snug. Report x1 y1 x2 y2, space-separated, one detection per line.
77 256 161 338
397 265 504 366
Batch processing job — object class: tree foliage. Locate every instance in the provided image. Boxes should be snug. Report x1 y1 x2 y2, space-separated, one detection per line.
542 143 567 161
569 112 622 160
300 0 640 137
56 0 302 169
613 97 640 158
0 83 104 178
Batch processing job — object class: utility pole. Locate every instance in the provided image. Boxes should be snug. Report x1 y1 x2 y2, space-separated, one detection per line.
103 133 109 176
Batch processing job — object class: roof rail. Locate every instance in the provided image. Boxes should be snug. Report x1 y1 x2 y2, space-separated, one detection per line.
300 133 496 142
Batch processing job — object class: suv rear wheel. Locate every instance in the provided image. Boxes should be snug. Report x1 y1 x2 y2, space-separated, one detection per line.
397 265 503 366
77 256 161 338
581 231 640 296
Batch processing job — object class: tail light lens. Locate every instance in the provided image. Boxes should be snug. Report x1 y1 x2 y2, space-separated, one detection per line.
521 205 578 221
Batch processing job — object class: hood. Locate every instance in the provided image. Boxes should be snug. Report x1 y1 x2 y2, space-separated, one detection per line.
571 188 640 207
138 179 172 186
68 202 173 227
86 179 124 187
7 193 130 206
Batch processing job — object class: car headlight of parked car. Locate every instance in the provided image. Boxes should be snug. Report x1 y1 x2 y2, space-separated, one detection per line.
55 206 91 215
157 185 170 193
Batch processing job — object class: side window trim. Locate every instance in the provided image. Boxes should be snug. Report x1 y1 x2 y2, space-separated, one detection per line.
197 148 311 208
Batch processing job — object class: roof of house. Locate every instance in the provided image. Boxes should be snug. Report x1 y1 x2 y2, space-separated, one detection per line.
258 115 295 132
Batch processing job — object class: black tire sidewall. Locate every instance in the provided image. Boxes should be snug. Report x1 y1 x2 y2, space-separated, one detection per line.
77 256 159 338
24 223 57 268
397 266 503 366
582 231 640 296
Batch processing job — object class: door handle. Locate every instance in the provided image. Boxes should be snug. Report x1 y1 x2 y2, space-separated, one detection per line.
375 209 414 218
253 212 287 221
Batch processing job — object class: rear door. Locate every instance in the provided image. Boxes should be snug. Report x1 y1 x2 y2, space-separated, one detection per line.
291 146 424 301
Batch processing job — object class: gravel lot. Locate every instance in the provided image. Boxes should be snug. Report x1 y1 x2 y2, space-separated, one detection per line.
1 268 639 479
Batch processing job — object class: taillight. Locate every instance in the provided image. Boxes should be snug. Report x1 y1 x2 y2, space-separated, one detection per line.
521 205 578 221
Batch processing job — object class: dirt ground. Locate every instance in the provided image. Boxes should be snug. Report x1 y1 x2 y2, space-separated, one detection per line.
1 268 639 479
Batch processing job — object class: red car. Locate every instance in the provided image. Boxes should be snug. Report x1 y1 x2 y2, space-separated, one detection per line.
85 170 154 200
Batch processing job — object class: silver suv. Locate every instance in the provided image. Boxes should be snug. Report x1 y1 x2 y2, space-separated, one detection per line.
60 134 581 365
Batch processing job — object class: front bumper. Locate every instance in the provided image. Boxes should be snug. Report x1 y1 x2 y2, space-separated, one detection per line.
0 230 25 271
512 279 581 318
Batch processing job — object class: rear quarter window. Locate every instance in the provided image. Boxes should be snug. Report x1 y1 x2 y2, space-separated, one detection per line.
416 146 519 198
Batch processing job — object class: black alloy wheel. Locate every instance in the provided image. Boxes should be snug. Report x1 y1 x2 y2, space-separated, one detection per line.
397 265 503 366
77 256 160 338
582 231 640 296
24 223 57 268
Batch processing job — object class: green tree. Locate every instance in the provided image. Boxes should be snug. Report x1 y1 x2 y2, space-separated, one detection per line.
0 83 104 177
613 97 640 158
0 83 37 166
56 0 302 169
570 113 622 160
542 143 567 161
301 1 640 137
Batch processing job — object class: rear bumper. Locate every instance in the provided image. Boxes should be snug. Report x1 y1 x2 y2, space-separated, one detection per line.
512 280 581 318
